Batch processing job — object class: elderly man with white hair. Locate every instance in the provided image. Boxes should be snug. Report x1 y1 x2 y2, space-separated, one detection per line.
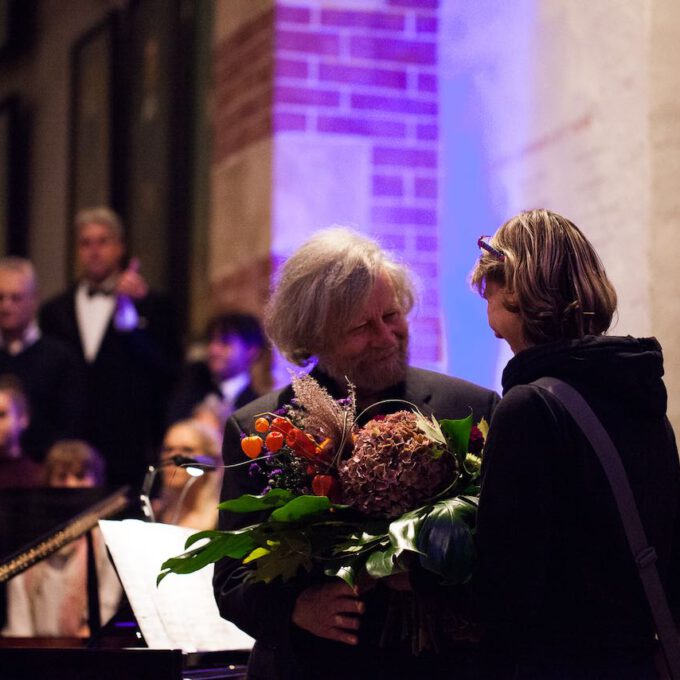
0 257 85 460
213 228 499 680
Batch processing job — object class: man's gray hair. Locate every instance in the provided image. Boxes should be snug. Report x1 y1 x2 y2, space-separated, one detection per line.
75 206 124 240
265 227 415 365
0 256 38 293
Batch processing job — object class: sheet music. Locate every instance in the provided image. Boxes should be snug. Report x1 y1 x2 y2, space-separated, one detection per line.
99 519 254 653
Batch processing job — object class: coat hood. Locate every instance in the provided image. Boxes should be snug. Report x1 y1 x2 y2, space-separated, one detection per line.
501 335 668 418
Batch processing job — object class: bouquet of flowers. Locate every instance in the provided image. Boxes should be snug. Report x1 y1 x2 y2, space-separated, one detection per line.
158 373 488 590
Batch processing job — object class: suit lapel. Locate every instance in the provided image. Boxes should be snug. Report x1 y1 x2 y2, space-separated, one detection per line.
64 287 86 359
402 367 434 413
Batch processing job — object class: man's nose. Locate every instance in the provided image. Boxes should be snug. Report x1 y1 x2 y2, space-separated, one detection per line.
371 321 397 347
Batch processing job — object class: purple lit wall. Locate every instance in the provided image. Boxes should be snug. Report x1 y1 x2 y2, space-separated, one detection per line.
439 1 536 392
212 0 536 390
270 0 443 383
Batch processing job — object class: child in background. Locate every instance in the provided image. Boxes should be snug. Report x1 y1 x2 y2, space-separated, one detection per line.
0 377 40 488
2 440 122 637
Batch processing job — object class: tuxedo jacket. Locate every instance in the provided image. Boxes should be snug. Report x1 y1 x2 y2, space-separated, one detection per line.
39 286 180 487
213 366 499 680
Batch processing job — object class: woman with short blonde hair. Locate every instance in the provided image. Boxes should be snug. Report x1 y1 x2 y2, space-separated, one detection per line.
472 208 679 679
471 208 617 345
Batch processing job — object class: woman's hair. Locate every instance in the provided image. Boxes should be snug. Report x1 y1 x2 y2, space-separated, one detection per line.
470 209 617 345
265 227 415 365
163 419 222 462
42 440 106 486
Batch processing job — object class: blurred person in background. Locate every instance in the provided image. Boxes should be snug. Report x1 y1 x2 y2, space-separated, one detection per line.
0 257 85 461
40 207 180 489
153 418 223 530
0 377 39 488
2 440 122 638
167 313 265 433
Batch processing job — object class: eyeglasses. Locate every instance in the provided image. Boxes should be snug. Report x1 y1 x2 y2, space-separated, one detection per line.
477 235 505 261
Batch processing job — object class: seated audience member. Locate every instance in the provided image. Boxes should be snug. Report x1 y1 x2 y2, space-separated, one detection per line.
166 313 264 432
0 257 85 460
0 377 40 488
2 440 122 637
153 419 223 530
40 207 180 488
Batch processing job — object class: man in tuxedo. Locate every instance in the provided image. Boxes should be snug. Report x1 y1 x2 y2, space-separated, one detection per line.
0 257 85 461
166 313 264 429
40 207 180 488
213 228 499 680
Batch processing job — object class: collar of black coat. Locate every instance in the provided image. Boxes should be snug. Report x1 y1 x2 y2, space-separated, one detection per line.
501 335 666 416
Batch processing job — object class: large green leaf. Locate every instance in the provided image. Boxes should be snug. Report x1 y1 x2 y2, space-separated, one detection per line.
250 533 312 583
416 496 477 583
218 488 295 513
270 495 331 522
157 530 257 585
332 527 388 555
365 545 403 578
439 415 472 457
387 506 430 554
325 553 370 588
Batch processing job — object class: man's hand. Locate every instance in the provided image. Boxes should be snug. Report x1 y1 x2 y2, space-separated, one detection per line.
116 257 149 300
292 581 364 645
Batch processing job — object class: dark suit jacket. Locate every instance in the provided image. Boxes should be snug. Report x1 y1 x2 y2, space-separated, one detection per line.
0 336 86 461
165 361 259 426
39 286 180 487
213 366 499 680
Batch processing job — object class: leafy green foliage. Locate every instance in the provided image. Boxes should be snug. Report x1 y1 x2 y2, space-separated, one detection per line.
440 414 473 458
250 533 312 583
159 412 485 590
417 496 477 583
270 495 331 522
217 488 295 513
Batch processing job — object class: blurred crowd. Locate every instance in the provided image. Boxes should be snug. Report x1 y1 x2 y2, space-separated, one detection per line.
0 206 266 638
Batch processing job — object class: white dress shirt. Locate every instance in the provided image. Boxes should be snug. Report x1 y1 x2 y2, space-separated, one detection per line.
75 283 116 363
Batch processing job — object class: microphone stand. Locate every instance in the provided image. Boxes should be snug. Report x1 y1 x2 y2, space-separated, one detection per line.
140 455 216 522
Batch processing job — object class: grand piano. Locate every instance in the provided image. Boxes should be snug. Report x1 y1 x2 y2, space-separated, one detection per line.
0 487 249 679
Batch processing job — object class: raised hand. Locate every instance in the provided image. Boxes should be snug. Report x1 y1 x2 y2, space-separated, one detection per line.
116 257 149 300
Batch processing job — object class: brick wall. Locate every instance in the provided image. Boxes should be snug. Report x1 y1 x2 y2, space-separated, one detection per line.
272 0 442 370
211 0 442 377
213 8 275 163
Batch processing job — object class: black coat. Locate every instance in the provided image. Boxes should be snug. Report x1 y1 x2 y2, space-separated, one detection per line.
213 366 499 680
476 336 680 678
39 286 180 488
0 335 86 461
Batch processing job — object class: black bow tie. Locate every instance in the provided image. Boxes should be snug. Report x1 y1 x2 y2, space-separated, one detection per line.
87 286 114 298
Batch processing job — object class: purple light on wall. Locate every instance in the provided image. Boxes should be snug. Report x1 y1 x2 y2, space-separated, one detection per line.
439 0 536 392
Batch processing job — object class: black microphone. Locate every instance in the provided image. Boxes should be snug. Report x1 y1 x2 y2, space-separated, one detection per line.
169 454 217 473
140 455 217 521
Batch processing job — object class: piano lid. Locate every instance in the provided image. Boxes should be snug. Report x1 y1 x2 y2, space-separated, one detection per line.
0 486 131 582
